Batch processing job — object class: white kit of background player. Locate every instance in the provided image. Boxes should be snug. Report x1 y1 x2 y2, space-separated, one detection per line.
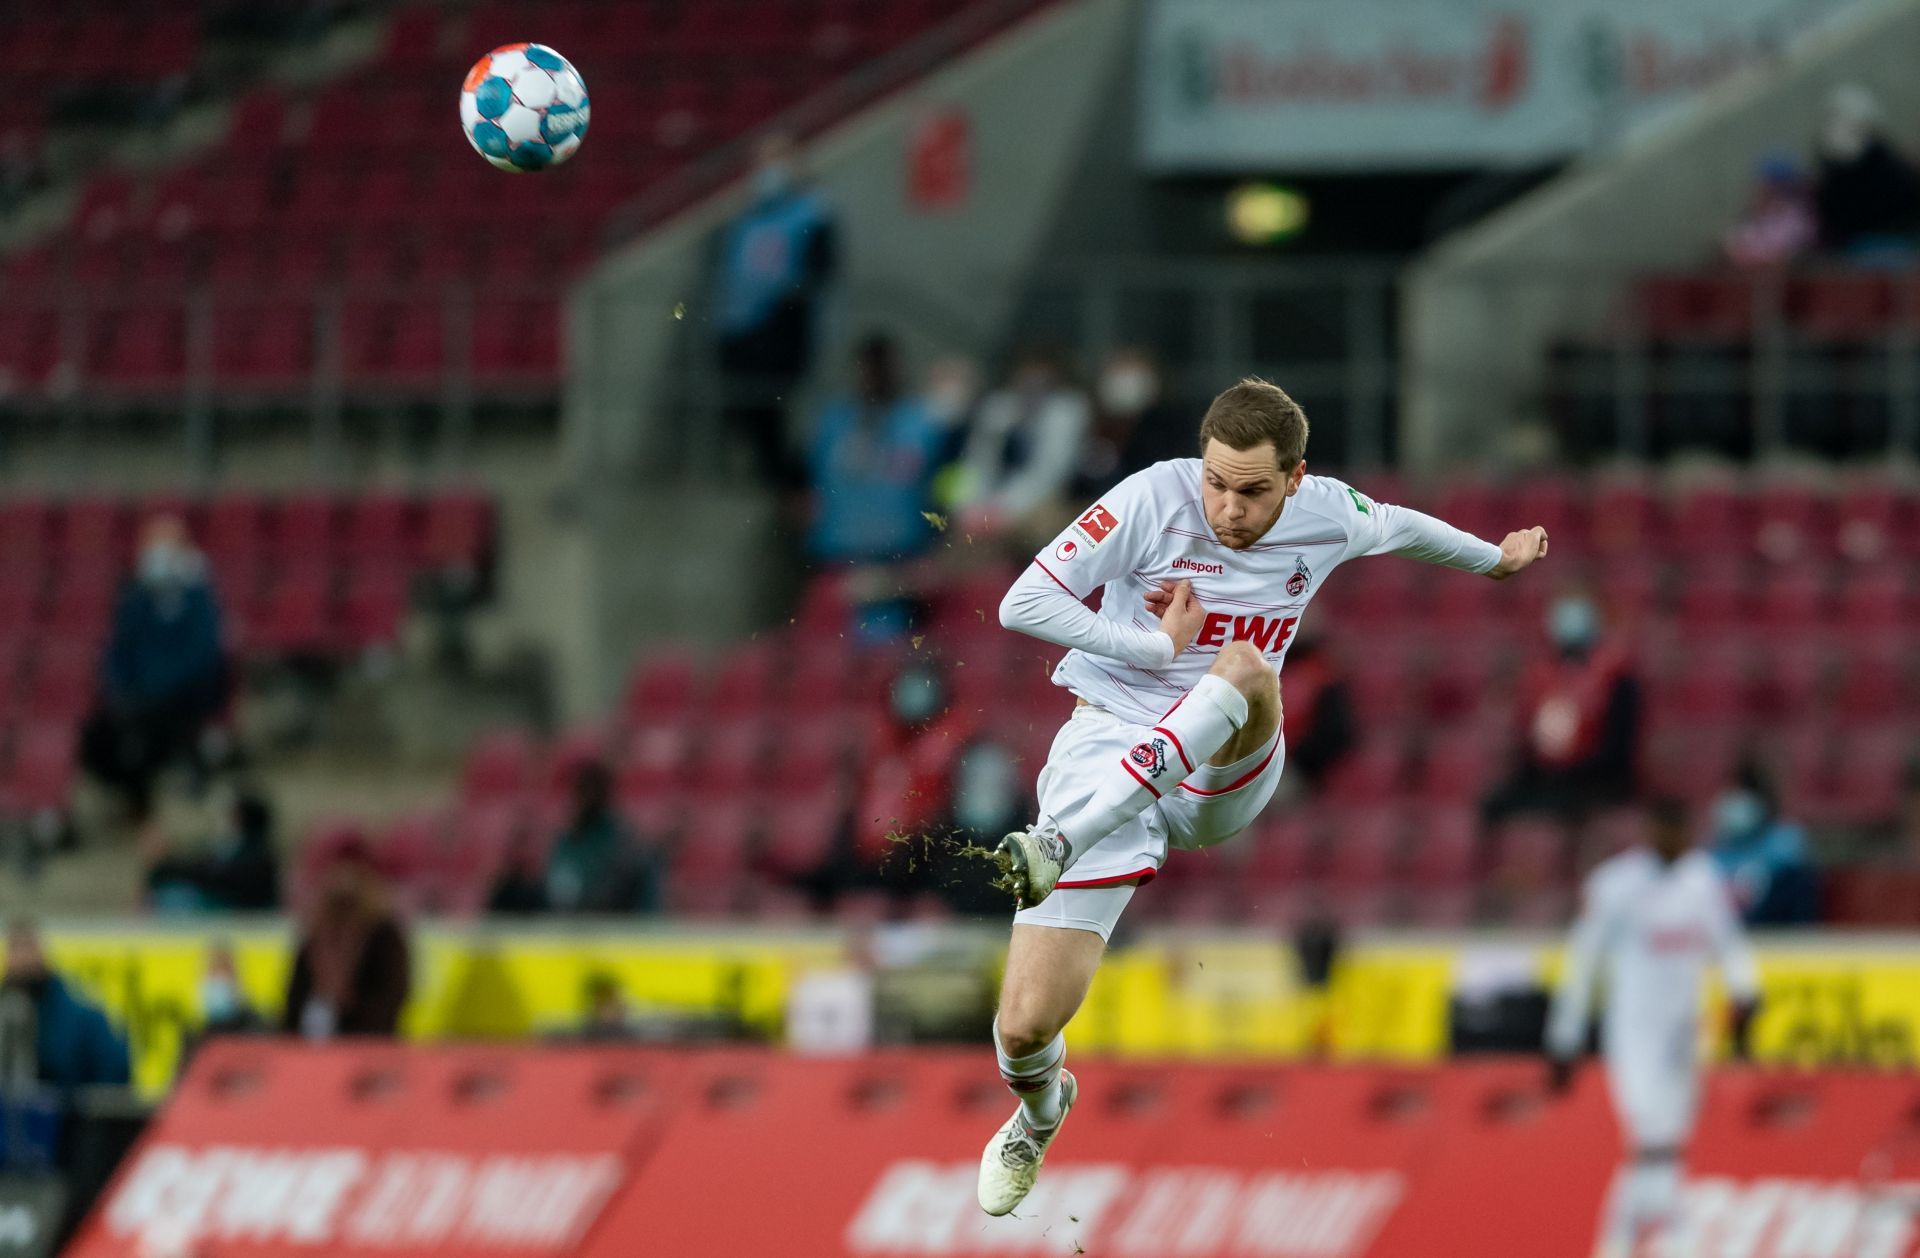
1546 800 1761 1258
976 379 1551 1217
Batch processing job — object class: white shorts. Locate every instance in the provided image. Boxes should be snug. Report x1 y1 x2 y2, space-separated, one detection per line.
1012 704 1283 941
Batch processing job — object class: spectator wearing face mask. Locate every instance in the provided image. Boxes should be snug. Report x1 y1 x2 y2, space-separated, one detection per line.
1483 594 1640 825
1071 348 1186 500
0 919 131 1093
808 334 949 567
1722 153 1818 271
79 515 230 825
179 941 270 1072
711 132 840 490
952 346 1091 545
1709 762 1819 926
1814 84 1920 265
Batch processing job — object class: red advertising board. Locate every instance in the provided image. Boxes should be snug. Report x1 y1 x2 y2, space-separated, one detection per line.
66 1044 1920 1258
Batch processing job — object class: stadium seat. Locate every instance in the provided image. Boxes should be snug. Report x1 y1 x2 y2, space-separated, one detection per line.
6 721 77 813
463 729 536 805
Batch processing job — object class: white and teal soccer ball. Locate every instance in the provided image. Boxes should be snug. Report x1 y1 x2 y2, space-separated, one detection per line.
459 43 589 172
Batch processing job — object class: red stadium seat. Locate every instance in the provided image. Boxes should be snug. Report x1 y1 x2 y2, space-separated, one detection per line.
342 493 415 565
1792 274 1893 343
419 492 492 572
253 565 335 654
623 652 698 726
463 729 536 805
340 564 411 647
276 493 339 565
23 644 97 725
7 720 77 813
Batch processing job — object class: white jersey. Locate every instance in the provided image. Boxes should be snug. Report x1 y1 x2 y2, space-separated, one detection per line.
1547 848 1760 1065
1007 460 1502 725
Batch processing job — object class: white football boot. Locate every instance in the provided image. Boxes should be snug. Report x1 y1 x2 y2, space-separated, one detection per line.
977 1070 1078 1216
995 823 1071 908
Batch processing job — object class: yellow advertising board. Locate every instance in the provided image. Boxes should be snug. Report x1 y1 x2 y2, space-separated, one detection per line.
12 924 1918 1098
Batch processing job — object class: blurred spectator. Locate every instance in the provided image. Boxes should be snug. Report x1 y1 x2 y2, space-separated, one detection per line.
712 132 839 489
1709 762 1819 926
0 920 130 1092
1483 594 1640 825
939 738 1030 915
1071 347 1187 498
807 334 949 566
543 761 663 914
1814 85 1920 264
486 826 551 914
282 836 410 1039
923 353 982 467
952 346 1091 542
180 942 270 1071
1722 153 1817 270
196 942 267 1038
79 516 230 824
1278 630 1356 788
143 788 281 914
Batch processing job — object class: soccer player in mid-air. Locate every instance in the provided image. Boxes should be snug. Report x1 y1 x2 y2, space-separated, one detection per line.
1546 797 1761 1258
975 378 1551 1216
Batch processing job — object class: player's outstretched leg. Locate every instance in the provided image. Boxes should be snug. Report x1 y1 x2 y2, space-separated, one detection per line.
977 921 1105 1216
998 643 1275 906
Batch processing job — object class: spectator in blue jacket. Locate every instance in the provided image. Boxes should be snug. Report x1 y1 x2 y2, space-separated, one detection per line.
713 132 839 490
2 919 131 1091
808 334 948 566
80 516 230 823
1710 762 1820 926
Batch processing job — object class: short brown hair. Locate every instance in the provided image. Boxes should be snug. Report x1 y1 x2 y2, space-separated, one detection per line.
1198 378 1308 469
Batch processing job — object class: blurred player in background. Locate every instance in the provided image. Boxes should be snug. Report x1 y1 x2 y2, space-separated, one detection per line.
1546 798 1762 1258
975 378 1550 1216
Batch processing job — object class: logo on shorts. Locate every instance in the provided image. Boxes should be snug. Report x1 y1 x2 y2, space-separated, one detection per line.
1286 556 1312 597
1072 504 1119 547
1055 539 1079 562
1129 737 1170 779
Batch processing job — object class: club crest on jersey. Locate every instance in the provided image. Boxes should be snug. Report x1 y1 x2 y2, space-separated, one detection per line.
1055 539 1079 563
1287 556 1312 597
1128 737 1169 779
1072 504 1119 548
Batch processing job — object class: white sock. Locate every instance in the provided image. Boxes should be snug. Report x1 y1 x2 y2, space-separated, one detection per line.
1602 1154 1681 1251
1046 674 1248 869
994 1021 1066 1130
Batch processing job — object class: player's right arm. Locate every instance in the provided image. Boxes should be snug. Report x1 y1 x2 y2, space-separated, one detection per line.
1545 865 1620 1076
998 472 1199 667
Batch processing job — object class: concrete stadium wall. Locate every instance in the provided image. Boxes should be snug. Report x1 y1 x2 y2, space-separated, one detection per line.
1401 0 1920 468
547 0 1131 719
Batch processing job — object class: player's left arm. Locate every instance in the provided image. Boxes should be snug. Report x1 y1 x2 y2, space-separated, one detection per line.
1336 480 1548 579
1544 870 1617 1086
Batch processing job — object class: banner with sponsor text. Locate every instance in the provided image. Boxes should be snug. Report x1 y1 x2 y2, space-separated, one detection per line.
1140 0 1870 172
66 1043 1920 1258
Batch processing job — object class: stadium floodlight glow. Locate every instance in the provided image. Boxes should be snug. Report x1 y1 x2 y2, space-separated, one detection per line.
1226 182 1309 245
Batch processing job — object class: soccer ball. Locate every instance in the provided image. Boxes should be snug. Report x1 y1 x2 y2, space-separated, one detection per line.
459 43 589 172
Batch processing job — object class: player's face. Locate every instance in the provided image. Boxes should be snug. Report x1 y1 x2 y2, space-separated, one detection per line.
1201 439 1304 549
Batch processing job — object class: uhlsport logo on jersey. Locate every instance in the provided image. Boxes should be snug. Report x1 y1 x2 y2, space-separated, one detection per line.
1055 539 1079 563
1073 504 1119 547
1287 556 1312 596
1129 737 1170 779
1172 556 1224 576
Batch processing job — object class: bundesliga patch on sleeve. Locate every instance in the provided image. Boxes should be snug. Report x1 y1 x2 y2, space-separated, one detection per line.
1072 503 1119 547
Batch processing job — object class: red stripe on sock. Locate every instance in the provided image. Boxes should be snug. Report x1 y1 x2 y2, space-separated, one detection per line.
1178 736 1279 796
1121 758 1161 798
1055 866 1157 889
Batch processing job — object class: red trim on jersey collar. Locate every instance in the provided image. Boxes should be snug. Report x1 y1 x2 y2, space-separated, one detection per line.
1055 866 1158 889
1178 735 1280 796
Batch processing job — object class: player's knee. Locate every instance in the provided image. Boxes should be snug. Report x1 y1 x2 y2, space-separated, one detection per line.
1210 641 1272 698
995 1001 1062 1059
